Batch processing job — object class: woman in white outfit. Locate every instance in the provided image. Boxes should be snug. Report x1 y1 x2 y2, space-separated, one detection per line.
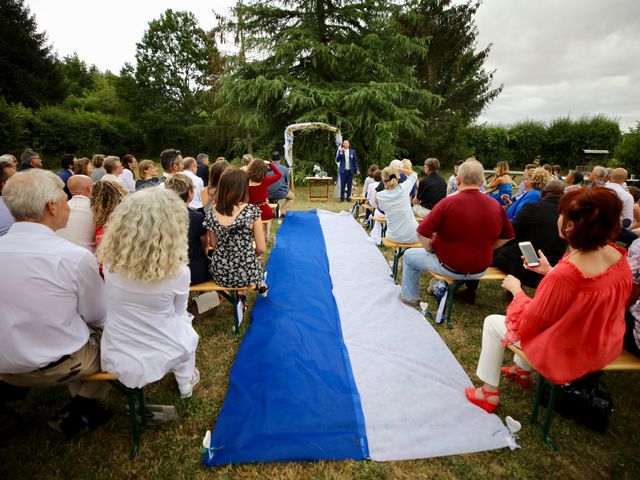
375 166 419 244
98 187 200 398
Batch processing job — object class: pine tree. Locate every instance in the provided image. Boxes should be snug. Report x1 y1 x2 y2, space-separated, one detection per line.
0 0 66 107
398 0 502 164
215 0 439 168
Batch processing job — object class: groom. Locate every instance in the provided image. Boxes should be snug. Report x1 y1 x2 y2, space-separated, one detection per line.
335 139 359 202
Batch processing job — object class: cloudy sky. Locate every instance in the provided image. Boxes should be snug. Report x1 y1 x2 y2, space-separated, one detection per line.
25 0 640 130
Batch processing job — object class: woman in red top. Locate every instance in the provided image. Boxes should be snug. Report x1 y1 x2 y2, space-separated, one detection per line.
466 188 632 413
247 159 282 221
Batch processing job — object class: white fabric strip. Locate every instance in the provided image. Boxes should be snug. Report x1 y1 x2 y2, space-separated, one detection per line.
317 210 511 461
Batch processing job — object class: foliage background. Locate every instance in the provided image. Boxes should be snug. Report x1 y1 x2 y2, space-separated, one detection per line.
0 0 637 173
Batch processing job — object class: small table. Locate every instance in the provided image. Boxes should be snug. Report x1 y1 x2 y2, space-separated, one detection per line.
304 177 333 201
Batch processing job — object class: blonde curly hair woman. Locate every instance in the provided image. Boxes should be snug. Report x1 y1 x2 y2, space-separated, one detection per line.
98 188 200 398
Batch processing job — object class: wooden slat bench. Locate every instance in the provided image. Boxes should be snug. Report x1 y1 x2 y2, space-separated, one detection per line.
189 281 256 340
507 344 640 449
428 267 507 328
381 238 422 283
372 216 387 239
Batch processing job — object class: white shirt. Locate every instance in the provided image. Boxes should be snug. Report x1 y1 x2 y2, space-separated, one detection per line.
606 182 634 226
100 265 199 388
119 169 136 193
0 222 105 373
344 148 350 171
56 195 96 252
446 175 458 195
102 173 128 190
0 197 14 236
183 170 205 210
367 181 380 209
376 173 419 243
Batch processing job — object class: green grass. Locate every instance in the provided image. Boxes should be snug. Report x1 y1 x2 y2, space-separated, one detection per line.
1 192 639 479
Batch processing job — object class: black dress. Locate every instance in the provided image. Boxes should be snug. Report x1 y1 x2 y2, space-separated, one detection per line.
203 204 263 288
187 208 211 285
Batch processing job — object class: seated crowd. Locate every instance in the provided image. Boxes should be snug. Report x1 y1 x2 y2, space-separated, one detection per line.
1 146 639 441
0 147 294 437
361 156 640 415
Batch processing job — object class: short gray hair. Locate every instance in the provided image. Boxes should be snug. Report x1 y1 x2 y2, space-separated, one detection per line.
458 159 485 186
103 156 120 174
3 169 65 220
424 158 439 171
196 153 209 163
592 166 606 179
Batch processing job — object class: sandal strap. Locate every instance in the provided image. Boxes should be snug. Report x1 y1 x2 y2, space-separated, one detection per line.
481 385 500 398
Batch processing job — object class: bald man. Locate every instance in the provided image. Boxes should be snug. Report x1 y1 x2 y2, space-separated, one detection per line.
491 179 567 288
57 175 96 252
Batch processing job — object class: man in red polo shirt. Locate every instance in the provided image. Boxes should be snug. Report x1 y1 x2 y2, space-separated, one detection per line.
399 159 514 307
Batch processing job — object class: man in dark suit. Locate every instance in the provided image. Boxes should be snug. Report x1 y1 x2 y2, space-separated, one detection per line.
335 139 359 202
492 179 567 288
57 154 76 200
196 153 209 187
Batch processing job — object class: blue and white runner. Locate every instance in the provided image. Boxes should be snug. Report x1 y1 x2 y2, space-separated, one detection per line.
203 210 511 466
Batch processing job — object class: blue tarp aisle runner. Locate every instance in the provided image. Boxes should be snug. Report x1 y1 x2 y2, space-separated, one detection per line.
203 210 368 466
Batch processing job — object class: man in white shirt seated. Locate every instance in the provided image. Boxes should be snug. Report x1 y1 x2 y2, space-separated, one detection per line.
0 169 111 438
181 157 205 211
57 175 96 252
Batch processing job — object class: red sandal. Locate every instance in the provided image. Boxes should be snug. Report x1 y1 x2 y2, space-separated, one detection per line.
500 365 532 388
465 386 500 413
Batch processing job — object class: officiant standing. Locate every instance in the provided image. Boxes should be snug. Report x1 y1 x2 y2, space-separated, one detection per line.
335 139 360 202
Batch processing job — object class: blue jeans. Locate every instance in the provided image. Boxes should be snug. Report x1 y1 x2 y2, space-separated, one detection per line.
400 248 486 301
339 170 353 200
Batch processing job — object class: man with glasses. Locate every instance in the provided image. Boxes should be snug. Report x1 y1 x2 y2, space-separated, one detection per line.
0 156 17 236
159 148 184 184
17 148 42 171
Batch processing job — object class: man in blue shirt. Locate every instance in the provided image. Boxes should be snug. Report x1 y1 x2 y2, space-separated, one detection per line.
266 151 295 215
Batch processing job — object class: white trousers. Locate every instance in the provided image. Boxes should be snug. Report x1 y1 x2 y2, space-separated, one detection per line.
171 351 196 387
475 314 532 387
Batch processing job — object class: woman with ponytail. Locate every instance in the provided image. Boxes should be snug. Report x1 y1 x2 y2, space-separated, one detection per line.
375 165 419 243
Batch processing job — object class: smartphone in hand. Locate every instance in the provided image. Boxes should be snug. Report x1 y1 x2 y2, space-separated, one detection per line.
518 241 540 267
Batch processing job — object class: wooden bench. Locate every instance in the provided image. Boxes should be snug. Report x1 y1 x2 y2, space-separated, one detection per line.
429 267 507 328
381 238 422 283
372 215 387 238
507 345 640 449
83 372 147 459
189 281 256 340
268 202 280 218
350 196 368 217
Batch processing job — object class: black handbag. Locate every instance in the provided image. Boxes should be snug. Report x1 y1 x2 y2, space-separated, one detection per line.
540 372 613 433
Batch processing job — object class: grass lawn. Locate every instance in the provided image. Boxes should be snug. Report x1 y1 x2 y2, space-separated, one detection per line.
1 185 639 480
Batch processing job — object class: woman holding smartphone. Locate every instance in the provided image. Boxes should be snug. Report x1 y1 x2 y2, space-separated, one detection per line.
465 188 631 412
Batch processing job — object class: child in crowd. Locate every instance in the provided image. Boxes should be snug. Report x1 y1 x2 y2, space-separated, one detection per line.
166 174 212 285
98 188 200 398
90 179 128 248
135 160 159 190
201 159 230 208
361 164 379 197
204 168 268 295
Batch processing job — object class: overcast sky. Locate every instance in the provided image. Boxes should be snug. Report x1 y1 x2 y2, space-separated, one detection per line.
25 0 640 130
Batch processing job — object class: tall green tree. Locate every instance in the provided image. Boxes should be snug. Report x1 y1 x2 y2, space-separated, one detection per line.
120 9 218 116
215 0 438 169
615 122 640 174
0 0 66 107
398 0 502 164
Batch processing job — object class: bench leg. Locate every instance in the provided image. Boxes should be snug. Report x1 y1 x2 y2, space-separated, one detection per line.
531 375 558 450
445 281 463 329
112 381 145 459
219 290 241 341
